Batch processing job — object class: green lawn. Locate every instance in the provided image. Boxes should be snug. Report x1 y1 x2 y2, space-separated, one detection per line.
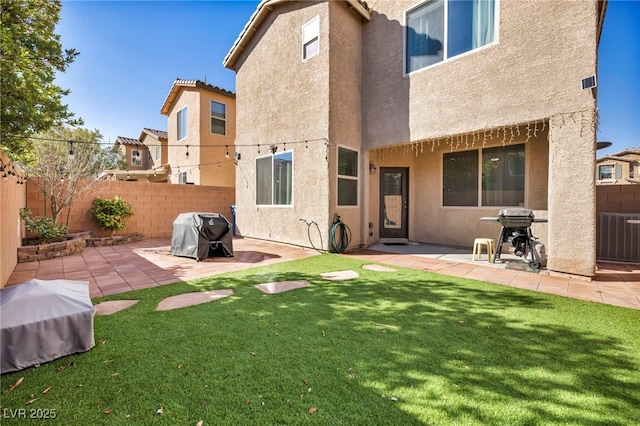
2 254 639 425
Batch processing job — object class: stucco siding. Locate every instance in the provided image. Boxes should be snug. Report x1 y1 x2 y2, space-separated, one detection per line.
167 88 201 184
199 91 236 187
234 1 333 248
328 0 364 247
362 0 598 146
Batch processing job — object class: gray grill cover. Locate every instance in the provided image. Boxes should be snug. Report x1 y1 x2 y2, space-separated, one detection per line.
1 279 95 374
170 212 233 261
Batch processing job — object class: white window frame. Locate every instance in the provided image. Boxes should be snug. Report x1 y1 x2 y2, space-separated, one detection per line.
302 16 320 61
255 150 294 207
178 171 188 184
337 146 359 207
211 101 226 135
131 149 142 166
404 0 499 76
177 106 188 141
155 145 161 161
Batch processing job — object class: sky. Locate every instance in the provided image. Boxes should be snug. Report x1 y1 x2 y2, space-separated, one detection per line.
54 0 639 156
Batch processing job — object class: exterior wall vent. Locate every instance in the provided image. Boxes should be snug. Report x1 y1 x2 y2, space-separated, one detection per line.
581 75 597 90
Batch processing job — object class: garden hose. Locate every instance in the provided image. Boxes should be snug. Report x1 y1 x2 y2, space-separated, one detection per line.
329 214 351 254
299 218 324 253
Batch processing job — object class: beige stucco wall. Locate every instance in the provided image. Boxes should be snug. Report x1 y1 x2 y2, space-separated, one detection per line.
328 0 365 247
166 88 236 187
359 0 599 276
230 0 600 276
362 0 598 145
234 1 334 249
367 128 550 249
0 152 26 288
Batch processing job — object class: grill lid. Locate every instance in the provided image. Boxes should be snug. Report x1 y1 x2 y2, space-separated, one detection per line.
498 209 534 218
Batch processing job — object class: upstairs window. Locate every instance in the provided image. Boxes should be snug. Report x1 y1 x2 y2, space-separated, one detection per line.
337 147 358 206
406 0 496 74
211 101 226 135
177 106 188 141
131 150 142 167
302 16 319 61
256 151 293 206
155 145 161 161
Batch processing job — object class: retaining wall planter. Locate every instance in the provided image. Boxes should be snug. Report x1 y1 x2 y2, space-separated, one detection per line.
17 231 143 263
18 231 92 263
86 233 143 247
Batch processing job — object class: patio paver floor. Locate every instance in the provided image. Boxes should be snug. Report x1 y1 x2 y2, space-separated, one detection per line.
6 237 640 310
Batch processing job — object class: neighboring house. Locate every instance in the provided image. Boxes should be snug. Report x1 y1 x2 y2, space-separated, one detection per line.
596 148 640 185
223 0 606 278
101 129 169 182
160 79 236 187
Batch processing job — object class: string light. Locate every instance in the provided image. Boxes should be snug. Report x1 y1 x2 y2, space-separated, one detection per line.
185 145 189 158
225 145 229 158
68 142 74 160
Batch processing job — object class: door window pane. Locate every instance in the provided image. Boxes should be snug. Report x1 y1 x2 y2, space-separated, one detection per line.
384 172 403 229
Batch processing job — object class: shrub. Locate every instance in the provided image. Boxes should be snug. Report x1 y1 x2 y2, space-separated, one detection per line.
88 196 134 236
19 208 68 243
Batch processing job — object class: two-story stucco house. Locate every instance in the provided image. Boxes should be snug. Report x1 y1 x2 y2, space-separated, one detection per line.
596 148 640 185
160 79 236 187
105 128 169 182
223 0 607 278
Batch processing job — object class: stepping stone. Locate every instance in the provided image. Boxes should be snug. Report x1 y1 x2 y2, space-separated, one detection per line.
156 289 233 311
362 264 397 272
94 300 139 316
255 280 310 294
320 270 359 281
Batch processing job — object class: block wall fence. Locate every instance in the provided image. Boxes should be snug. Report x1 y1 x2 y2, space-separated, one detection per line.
596 184 640 213
24 180 236 239
0 151 26 288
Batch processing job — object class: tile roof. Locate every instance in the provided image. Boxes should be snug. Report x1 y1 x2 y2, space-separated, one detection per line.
115 136 145 146
160 79 235 115
141 128 168 140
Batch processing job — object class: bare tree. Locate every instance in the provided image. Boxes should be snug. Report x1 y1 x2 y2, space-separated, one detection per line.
24 127 109 224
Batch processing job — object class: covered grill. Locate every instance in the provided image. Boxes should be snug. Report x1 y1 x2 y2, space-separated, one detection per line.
494 209 547 270
171 212 233 261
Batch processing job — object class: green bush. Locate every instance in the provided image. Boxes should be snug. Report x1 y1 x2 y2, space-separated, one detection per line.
88 196 134 236
19 208 68 243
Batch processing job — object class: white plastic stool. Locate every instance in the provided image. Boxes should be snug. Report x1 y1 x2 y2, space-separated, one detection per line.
473 238 495 262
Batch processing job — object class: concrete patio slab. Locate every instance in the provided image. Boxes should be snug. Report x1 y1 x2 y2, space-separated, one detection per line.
94 300 139 316
156 289 233 311
255 280 310 294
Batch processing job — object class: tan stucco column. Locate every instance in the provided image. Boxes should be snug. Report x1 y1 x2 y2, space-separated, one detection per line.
547 110 597 277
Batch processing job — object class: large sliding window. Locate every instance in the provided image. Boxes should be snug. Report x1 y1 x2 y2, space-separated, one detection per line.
337 147 358 206
406 0 496 74
256 151 293 206
443 144 524 207
177 106 188 140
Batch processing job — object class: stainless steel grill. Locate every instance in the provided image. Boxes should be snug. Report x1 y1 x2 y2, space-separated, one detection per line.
495 209 545 270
